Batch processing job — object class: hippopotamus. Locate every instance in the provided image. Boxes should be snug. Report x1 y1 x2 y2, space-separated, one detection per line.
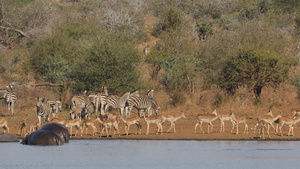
22 130 64 145
41 123 70 143
0 132 18 142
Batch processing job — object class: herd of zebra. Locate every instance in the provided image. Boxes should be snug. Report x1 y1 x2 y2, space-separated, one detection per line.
36 86 160 126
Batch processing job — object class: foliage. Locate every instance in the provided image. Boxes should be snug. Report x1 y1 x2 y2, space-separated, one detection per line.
290 76 300 97
217 48 291 97
196 22 213 40
70 31 141 94
160 54 203 93
29 23 142 94
295 14 300 34
272 0 300 13
152 7 183 36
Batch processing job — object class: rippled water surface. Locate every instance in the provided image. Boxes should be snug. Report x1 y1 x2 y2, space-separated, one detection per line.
1 140 300 169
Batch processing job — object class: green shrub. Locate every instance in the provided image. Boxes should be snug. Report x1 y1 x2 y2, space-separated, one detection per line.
217 48 291 97
152 7 183 36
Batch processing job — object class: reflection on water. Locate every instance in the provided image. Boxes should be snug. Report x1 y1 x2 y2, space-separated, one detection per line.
1 140 300 169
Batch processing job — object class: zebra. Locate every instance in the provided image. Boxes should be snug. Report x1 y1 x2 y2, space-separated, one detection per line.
104 91 131 117
88 93 99 115
99 86 108 115
82 102 95 119
125 89 158 118
71 90 88 108
36 97 52 126
47 100 62 118
2 86 17 116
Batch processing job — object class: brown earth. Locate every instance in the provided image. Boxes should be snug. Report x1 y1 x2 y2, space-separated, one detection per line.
4 109 300 141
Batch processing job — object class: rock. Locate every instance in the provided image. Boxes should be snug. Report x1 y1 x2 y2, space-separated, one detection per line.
0 132 18 142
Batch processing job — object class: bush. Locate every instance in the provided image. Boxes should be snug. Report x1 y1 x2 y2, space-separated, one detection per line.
152 7 183 36
29 23 142 94
217 48 291 97
70 30 142 94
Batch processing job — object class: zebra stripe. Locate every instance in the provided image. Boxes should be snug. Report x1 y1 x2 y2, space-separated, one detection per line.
99 86 108 115
4 90 17 116
47 100 62 118
88 94 99 115
125 90 159 118
104 92 131 116
36 97 52 125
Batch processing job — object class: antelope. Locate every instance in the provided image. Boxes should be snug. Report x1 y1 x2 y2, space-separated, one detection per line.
194 109 219 134
81 119 97 137
47 117 65 125
161 111 186 133
29 119 40 134
211 110 233 132
120 116 142 136
255 110 281 136
18 118 27 136
229 112 248 135
107 111 117 120
0 118 9 133
292 108 300 119
254 119 268 139
65 119 83 138
278 116 300 136
95 116 120 138
142 113 163 135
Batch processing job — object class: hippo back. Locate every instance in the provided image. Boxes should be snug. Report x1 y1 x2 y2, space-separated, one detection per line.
22 130 64 146
41 123 70 143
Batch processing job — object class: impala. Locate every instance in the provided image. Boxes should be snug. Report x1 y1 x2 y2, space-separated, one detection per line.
194 109 219 134
142 113 163 135
107 111 117 120
278 116 300 136
47 117 65 125
255 110 281 136
161 111 186 133
65 119 83 138
211 110 232 132
229 112 248 135
18 118 27 136
95 116 120 137
292 108 300 119
0 118 9 133
120 116 142 136
81 119 97 137
29 119 40 134
254 119 268 139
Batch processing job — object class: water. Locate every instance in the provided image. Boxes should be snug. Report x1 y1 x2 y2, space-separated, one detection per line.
1 140 300 169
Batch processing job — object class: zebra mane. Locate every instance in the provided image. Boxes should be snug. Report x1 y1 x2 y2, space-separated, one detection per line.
129 91 140 97
147 89 154 99
120 92 131 99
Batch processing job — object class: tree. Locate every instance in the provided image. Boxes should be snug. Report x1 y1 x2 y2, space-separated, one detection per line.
196 22 213 41
70 31 141 94
217 49 291 98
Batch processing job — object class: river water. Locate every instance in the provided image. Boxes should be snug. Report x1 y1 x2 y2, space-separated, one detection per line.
1 140 299 169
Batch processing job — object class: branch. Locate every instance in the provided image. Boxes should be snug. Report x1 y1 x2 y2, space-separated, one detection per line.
0 25 33 41
31 82 64 88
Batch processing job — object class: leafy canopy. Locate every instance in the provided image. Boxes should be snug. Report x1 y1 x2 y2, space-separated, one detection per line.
217 48 291 97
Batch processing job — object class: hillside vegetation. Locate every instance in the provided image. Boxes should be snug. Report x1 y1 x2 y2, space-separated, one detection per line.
0 0 300 119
